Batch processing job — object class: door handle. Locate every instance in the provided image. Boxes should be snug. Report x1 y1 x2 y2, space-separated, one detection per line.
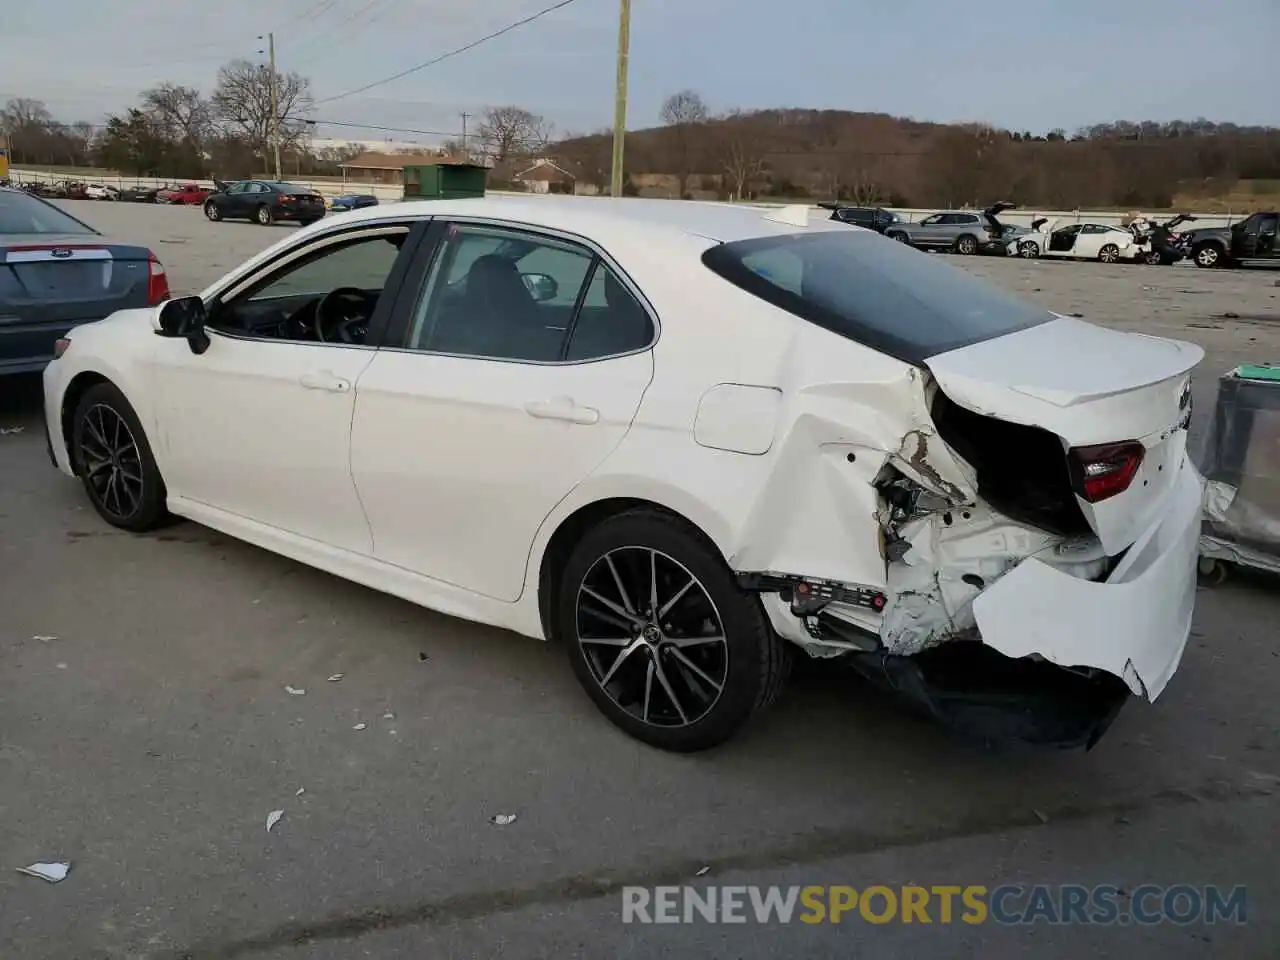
300 371 351 392
524 397 600 425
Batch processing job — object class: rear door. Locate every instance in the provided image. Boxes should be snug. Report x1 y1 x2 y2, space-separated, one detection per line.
0 239 155 371
350 219 655 602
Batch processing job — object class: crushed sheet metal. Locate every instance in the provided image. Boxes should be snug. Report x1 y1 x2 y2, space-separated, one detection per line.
18 862 70 883
972 461 1202 700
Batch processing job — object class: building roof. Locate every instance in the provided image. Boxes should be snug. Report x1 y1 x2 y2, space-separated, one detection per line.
340 151 481 171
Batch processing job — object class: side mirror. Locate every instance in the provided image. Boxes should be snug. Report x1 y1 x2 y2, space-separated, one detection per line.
155 296 211 355
521 272 559 303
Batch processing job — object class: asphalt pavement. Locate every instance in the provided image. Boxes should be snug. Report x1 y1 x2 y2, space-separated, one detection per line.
1 201 1278 959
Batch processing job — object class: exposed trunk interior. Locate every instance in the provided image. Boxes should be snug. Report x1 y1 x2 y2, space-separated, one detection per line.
930 386 1091 537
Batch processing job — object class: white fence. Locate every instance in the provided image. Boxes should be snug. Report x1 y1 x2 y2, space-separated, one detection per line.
8 166 1249 229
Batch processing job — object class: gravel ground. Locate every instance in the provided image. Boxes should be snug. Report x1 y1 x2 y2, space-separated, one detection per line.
1 200 1277 959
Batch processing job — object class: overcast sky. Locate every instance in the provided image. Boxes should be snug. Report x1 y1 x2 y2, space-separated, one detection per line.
3 0 1276 144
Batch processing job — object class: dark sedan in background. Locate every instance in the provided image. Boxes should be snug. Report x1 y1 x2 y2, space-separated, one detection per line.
329 193 380 212
203 180 326 226
0 187 169 375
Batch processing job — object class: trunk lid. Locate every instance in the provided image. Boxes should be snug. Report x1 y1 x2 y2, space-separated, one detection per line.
925 316 1202 554
0 236 157 365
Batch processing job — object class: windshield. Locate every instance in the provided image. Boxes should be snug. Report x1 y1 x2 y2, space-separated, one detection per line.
701 230 1053 363
0 190 98 236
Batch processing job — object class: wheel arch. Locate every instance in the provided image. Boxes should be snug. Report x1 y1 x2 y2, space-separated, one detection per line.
534 493 732 643
59 370 115 466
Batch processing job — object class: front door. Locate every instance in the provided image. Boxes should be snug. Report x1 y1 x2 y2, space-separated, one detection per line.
350 220 656 602
151 222 420 554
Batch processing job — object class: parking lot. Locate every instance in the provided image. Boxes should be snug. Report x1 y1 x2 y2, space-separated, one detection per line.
2 200 1279 959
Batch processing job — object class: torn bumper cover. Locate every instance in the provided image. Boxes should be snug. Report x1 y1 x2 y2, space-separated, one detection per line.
755 455 1204 748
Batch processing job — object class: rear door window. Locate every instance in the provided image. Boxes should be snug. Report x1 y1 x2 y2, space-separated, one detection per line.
702 230 1052 363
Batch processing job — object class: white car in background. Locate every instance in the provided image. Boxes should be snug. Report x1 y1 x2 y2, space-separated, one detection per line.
83 183 119 201
1011 218 1142 262
42 198 1203 752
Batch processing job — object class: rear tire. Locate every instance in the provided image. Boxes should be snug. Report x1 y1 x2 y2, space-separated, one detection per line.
557 509 790 752
887 231 911 244
71 382 171 532
955 234 978 255
255 204 274 225
1194 243 1224 268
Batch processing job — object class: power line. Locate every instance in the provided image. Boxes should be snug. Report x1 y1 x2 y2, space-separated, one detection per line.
313 0 580 106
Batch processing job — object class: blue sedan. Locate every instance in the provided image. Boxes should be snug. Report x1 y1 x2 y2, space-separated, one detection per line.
329 193 380 212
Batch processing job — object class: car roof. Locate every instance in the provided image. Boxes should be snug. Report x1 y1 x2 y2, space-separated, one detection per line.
327 195 848 246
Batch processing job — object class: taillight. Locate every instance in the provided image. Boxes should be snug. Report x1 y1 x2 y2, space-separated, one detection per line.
147 255 171 305
1069 441 1145 503
53 337 72 359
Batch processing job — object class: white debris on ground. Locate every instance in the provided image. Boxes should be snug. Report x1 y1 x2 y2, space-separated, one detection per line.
0 426 25 436
266 810 284 833
295 787 305 796
17 862 70 883
490 814 518 826
327 674 343 682
284 686 305 696
352 723 367 731
31 635 57 642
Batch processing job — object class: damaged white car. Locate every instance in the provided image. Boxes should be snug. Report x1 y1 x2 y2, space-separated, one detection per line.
42 197 1203 753
1012 218 1144 262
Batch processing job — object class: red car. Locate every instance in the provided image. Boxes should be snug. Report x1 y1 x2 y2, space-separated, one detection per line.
157 184 210 205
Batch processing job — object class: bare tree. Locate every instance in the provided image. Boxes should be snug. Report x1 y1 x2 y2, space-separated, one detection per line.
1 98 53 162
715 110 767 200
211 59 312 168
478 106 546 162
660 89 710 197
142 84 212 149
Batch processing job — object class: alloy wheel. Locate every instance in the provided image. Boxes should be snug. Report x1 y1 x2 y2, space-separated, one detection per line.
957 236 977 255
575 546 729 728
1099 244 1120 263
1019 241 1039 258
1196 247 1219 267
78 403 144 521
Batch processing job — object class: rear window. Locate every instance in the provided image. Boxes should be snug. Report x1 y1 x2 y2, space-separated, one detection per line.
0 191 97 236
274 183 316 194
701 230 1052 363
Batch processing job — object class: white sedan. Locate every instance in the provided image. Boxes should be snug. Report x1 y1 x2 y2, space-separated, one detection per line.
1010 218 1143 262
42 198 1204 751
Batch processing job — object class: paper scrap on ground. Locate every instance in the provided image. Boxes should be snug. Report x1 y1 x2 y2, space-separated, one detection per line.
17 862 70 883
382 712 395 720
32 635 57 642
327 674 344 682
490 814 518 826
266 810 284 833
296 787 305 796
352 723 367 731
696 866 710 877
285 686 306 696
0 426 25 436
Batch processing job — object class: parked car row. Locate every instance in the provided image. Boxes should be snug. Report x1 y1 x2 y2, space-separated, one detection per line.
820 200 1279 269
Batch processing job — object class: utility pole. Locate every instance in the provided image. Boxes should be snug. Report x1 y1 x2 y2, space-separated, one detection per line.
609 0 631 197
267 32 282 180
460 112 471 159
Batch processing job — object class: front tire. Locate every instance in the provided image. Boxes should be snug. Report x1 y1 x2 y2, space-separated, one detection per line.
255 204 274 225
955 234 979 255
71 383 171 532
1018 240 1040 258
887 231 911 244
558 509 790 752
204 201 222 221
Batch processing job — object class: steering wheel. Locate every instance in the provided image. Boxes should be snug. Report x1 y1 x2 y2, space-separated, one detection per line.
314 287 377 344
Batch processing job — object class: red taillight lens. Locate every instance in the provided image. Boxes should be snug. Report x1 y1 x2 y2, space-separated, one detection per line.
53 337 72 359
1069 441 1146 503
147 255 171 305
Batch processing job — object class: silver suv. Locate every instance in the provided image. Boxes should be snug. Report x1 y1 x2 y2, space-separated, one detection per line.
885 210 995 255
